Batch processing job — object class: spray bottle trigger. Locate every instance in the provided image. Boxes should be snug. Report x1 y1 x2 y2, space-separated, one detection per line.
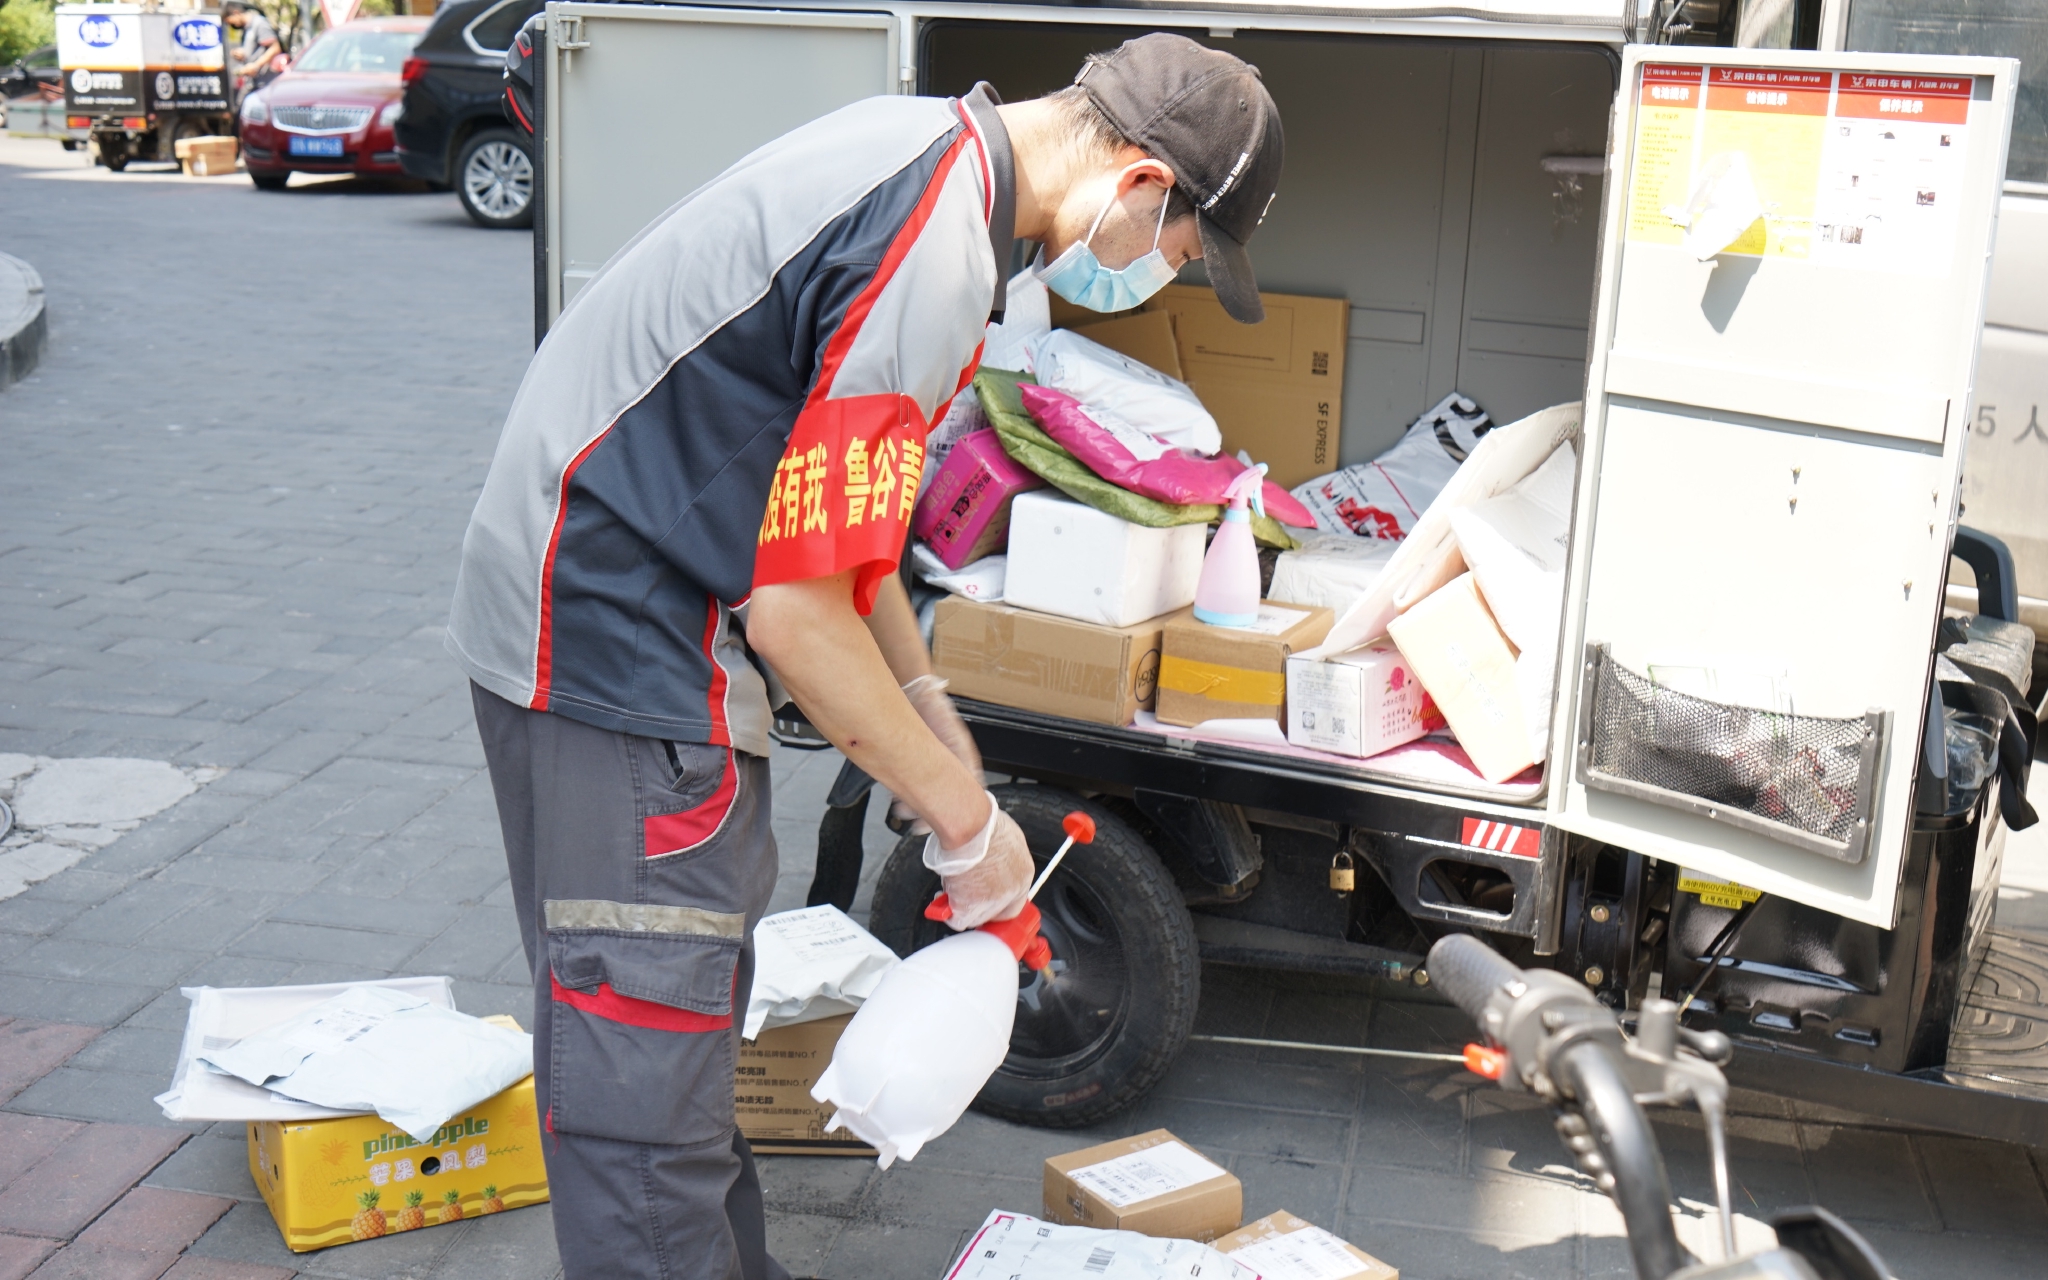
923 894 954 923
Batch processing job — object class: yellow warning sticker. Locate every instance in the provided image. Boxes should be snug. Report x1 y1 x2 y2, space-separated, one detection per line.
1679 874 1762 910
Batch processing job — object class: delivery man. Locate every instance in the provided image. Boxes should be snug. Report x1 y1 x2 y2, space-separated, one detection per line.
447 32 1282 1280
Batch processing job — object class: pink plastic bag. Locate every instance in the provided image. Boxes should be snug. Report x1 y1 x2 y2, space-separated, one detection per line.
1019 385 1314 528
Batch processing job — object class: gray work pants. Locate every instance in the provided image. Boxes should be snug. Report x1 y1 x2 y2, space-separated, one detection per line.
472 683 792 1280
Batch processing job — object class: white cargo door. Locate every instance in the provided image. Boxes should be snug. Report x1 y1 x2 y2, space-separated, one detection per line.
542 2 898 322
1548 47 2019 927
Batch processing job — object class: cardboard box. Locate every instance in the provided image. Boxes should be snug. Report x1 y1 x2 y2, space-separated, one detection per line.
175 134 239 177
1042 1129 1241 1242
1068 308 1184 380
1215 1210 1400 1280
911 429 1043 570
1385 572 1535 783
1143 284 1348 490
931 595 1163 726
737 1013 875 1156
248 1075 549 1253
1004 490 1204 628
1286 639 1443 758
1157 600 1334 728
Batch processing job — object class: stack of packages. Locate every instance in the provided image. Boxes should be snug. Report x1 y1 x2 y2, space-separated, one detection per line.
946 1128 1398 1279
1282 401 1582 785
908 268 1583 787
909 271 1336 730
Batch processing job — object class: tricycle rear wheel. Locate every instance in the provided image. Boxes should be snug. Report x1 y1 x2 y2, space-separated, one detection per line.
867 784 1198 1129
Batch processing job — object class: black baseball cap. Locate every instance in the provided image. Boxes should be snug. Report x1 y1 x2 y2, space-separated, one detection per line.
1077 33 1284 324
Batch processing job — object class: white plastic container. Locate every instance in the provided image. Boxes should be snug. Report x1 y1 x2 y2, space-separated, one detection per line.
810 929 1018 1168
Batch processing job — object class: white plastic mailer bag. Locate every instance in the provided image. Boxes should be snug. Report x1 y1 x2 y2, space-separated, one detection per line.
156 976 456 1124
910 542 1007 603
1027 328 1222 455
744 904 900 1040
1289 392 1492 540
945 1210 1256 1280
1268 532 1400 615
196 985 533 1142
1312 402 1583 660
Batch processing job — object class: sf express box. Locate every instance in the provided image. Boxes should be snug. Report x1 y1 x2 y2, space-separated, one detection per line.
1144 284 1349 490
248 1075 548 1253
1042 1129 1241 1242
931 595 1164 727
1215 1210 1400 1280
1157 601 1334 728
737 1013 875 1156
1046 285 1347 489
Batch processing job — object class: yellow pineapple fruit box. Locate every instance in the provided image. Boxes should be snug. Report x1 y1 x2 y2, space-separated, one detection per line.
247 1073 549 1252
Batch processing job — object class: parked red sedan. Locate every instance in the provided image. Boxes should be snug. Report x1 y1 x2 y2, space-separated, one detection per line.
239 17 429 190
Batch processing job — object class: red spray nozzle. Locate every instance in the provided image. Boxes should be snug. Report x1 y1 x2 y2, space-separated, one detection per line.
923 895 1052 972
923 809 1097 975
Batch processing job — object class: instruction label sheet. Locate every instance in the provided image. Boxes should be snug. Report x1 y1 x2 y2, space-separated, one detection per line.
1627 62 1976 274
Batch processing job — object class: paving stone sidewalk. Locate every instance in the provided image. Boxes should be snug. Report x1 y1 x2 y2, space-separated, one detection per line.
6 133 2048 1280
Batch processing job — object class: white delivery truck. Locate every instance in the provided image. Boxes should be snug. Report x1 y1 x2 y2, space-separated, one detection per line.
522 0 2048 1153
55 2 233 170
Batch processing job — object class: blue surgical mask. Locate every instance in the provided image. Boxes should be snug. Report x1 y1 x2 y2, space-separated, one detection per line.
1033 188 1177 313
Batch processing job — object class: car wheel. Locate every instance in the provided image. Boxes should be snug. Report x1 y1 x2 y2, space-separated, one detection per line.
867 784 1199 1129
456 128 533 229
249 171 289 191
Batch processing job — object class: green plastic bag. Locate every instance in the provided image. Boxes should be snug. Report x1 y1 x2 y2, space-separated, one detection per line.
973 369 1299 551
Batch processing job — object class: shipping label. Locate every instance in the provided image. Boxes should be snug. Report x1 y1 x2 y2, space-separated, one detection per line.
1068 1140 1228 1209
1227 1225 1372 1280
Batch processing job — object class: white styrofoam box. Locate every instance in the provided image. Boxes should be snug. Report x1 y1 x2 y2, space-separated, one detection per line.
1003 491 1205 627
1285 640 1435 758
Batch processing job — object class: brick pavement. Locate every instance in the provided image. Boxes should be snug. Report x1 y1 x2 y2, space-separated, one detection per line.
6 133 2048 1279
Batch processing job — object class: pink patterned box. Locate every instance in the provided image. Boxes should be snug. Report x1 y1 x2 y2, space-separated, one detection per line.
911 430 1045 570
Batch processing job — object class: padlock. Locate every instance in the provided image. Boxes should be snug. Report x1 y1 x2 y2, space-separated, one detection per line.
1329 851 1356 893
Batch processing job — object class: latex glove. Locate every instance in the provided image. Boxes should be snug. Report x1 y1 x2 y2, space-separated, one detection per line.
890 675 983 834
923 792 1032 931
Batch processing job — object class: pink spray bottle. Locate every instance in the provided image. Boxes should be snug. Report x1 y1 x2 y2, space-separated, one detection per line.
1193 463 1266 628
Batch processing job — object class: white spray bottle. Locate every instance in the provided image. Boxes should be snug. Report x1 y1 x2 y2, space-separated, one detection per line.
1193 464 1266 627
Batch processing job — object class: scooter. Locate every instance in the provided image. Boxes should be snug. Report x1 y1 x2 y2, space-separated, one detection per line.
1429 934 1893 1280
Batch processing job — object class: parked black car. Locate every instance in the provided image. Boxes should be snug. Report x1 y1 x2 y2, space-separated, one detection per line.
393 0 541 228
0 43 59 100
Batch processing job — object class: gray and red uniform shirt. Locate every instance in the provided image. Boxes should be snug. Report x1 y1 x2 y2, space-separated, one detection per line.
448 90 1014 759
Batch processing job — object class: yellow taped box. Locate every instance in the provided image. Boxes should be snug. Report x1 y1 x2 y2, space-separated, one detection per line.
738 1013 875 1157
931 595 1164 727
1215 1209 1399 1279
1043 1128 1241 1242
1157 601 1333 728
248 1075 548 1252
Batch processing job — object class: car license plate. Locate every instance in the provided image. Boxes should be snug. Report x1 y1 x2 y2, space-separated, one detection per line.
288 135 345 158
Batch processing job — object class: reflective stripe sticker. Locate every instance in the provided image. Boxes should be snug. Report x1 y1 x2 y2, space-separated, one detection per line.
542 899 744 937
643 750 740 858
1460 817 1541 859
549 976 732 1033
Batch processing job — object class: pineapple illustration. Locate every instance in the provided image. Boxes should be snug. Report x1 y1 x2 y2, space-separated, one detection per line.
441 1189 464 1223
396 1190 426 1232
351 1190 387 1240
481 1185 504 1214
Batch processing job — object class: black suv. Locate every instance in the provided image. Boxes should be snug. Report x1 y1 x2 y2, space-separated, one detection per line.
394 0 543 228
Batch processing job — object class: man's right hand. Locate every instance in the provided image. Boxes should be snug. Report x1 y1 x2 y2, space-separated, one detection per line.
923 794 1033 930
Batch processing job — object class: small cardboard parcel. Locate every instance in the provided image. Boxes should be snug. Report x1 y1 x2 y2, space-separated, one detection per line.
1043 1129 1242 1242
